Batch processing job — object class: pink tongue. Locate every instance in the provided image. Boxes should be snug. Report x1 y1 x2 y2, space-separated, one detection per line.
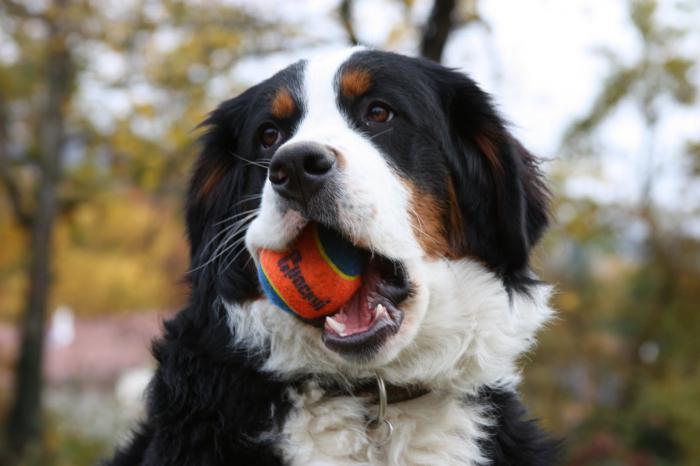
333 280 374 335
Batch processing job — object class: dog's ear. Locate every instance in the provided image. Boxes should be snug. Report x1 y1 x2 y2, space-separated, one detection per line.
186 88 264 300
429 66 549 283
187 91 251 255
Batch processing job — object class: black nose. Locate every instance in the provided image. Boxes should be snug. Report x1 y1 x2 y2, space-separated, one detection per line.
268 142 336 204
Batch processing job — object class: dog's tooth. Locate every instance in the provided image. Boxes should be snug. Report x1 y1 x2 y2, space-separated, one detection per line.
375 304 386 319
326 316 346 334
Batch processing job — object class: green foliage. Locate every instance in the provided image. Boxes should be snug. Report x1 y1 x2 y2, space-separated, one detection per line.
0 415 110 466
524 194 700 465
0 0 299 319
688 140 700 176
527 1 700 463
564 0 697 149
0 3 297 456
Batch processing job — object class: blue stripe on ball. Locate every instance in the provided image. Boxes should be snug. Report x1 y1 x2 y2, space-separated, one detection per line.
315 224 365 277
257 264 294 315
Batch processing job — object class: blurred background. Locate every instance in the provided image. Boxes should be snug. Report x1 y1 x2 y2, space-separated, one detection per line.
0 0 698 464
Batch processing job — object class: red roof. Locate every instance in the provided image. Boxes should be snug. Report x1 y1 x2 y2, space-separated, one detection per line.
0 310 172 388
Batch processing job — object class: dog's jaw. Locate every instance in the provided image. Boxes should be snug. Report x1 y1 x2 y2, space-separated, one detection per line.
224 257 553 394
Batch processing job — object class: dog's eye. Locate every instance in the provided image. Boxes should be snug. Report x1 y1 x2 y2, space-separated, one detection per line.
260 125 280 148
366 103 393 123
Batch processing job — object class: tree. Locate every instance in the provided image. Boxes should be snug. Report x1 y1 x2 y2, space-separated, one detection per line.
532 1 700 463
420 0 458 62
563 0 696 208
337 0 482 63
0 0 296 460
0 0 73 455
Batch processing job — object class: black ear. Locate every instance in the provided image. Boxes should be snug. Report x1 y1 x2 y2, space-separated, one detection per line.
187 91 251 255
185 88 264 302
430 66 549 285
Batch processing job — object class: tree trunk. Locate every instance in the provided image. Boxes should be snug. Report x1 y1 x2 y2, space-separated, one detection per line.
339 0 359 45
6 182 58 454
420 0 457 62
5 3 70 455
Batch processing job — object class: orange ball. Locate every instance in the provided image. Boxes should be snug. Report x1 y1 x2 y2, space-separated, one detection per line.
257 223 366 319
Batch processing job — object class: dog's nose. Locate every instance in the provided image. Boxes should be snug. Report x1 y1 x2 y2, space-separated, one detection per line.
268 142 336 204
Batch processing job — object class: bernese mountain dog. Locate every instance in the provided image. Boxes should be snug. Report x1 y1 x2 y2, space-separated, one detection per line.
107 47 558 466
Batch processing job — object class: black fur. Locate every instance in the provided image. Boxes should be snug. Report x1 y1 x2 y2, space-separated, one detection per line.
186 60 305 304
108 63 307 466
478 388 561 466
106 298 295 465
105 50 556 465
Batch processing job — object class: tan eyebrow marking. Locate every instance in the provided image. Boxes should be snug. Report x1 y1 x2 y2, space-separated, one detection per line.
339 68 372 98
271 87 295 119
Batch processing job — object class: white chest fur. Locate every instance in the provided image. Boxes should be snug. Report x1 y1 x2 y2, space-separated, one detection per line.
278 385 491 466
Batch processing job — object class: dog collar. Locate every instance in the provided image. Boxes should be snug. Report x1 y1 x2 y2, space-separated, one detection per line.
321 373 431 447
321 373 431 405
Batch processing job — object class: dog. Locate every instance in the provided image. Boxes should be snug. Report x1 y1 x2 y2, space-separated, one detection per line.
107 47 558 465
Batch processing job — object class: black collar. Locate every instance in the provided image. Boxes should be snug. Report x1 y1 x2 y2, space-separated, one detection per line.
320 378 431 405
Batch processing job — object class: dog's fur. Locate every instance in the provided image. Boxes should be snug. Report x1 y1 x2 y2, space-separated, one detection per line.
107 48 558 465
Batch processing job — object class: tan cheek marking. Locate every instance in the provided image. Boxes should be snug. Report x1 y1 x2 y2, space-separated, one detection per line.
271 87 295 119
404 180 452 258
340 69 372 98
198 161 228 201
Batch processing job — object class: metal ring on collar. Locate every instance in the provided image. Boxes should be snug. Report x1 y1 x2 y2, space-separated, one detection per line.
365 372 393 447
365 417 394 447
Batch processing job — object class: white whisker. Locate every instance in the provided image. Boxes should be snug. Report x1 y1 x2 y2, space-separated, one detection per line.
213 207 261 226
368 127 394 140
230 151 270 169
188 210 259 273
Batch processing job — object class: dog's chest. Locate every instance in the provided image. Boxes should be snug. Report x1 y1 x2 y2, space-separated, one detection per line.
277 386 490 466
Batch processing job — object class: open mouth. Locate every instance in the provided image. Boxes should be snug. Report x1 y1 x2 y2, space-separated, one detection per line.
254 221 412 360
321 254 410 360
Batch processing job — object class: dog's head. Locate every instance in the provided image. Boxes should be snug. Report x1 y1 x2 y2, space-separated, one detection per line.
187 48 552 391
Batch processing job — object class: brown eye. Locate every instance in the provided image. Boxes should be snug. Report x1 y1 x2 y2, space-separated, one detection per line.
260 126 280 148
366 103 393 123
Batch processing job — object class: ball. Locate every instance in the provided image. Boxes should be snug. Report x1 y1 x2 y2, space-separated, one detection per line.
257 223 366 319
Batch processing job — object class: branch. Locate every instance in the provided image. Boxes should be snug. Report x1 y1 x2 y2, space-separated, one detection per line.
420 0 457 62
0 0 48 20
0 127 33 229
0 91 32 227
339 0 359 45
0 172 32 228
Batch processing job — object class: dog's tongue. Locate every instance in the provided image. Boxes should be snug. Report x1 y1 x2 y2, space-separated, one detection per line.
327 267 382 335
